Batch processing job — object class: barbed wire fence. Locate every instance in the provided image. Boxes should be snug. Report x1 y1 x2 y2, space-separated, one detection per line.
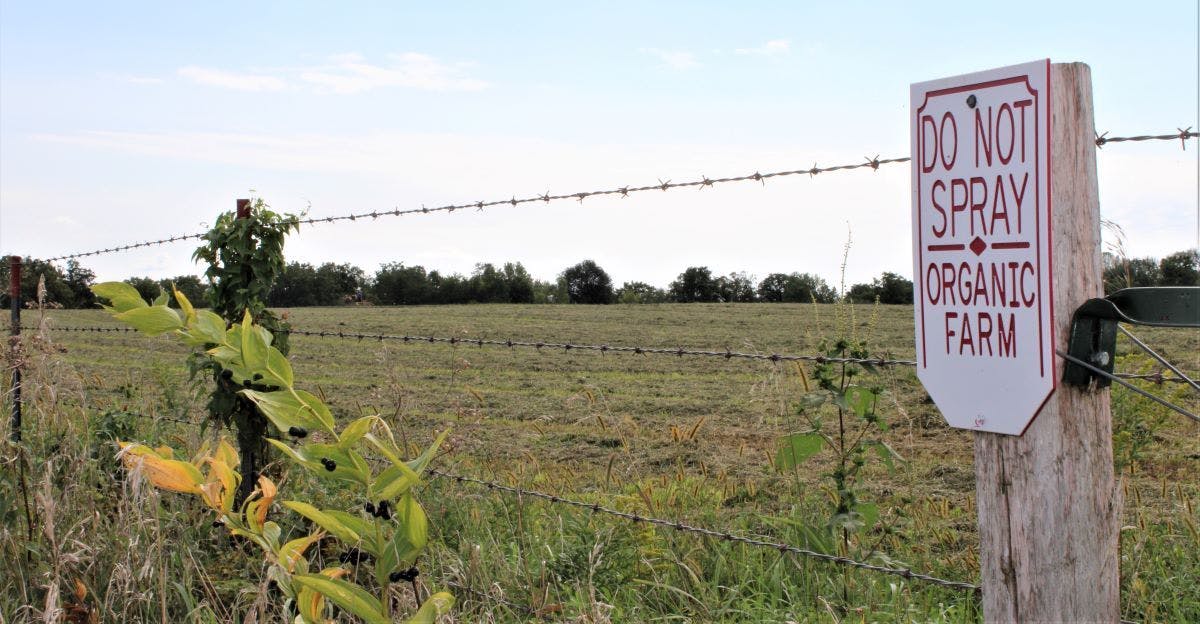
34 130 1196 264
4 128 1196 622
7 322 1197 389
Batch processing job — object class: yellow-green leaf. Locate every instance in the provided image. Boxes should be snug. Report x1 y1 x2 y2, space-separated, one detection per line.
267 440 369 485
324 510 378 555
338 416 378 449
267 438 323 473
214 439 239 470
293 574 388 624
376 494 427 586
113 306 183 336
405 592 454 624
241 310 269 372
191 310 227 345
241 389 331 434
279 532 324 573
172 284 196 325
92 282 147 313
283 501 361 544
369 463 420 502
260 347 294 388
406 429 450 475
262 521 282 552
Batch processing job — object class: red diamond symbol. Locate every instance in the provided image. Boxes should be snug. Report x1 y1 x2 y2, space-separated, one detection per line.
969 237 987 256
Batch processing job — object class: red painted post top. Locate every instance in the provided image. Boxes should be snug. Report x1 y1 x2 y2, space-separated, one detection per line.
8 256 19 300
236 198 251 219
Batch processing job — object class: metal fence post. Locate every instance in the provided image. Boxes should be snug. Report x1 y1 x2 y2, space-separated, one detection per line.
9 255 22 442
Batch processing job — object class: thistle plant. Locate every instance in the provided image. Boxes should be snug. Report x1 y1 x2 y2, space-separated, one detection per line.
95 282 452 623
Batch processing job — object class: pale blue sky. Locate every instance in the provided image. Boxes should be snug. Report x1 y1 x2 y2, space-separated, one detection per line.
1 1 1196 286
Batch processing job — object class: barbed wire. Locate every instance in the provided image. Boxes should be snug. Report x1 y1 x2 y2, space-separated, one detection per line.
9 323 1198 385
36 129 1197 262
44 233 205 262
427 466 980 593
1095 127 1195 148
282 327 917 367
51 397 978 593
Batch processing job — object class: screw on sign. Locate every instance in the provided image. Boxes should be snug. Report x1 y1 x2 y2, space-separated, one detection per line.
910 60 1054 435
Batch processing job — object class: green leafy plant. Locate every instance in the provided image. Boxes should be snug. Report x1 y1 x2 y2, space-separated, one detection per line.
774 334 904 608
777 339 900 535
95 282 453 623
190 198 300 498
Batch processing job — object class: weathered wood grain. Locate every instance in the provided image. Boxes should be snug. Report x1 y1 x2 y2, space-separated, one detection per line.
974 63 1121 623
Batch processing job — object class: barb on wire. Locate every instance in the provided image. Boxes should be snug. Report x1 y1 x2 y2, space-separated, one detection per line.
37 128 1196 263
282 327 917 367
428 467 980 594
44 232 205 263
1095 127 1196 149
1116 325 1200 395
10 325 140 334
1056 350 1199 424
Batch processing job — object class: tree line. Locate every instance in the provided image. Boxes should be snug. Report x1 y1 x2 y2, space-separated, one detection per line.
1 249 1195 309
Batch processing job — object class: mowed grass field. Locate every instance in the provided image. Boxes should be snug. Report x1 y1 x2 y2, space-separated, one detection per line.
4 303 1198 622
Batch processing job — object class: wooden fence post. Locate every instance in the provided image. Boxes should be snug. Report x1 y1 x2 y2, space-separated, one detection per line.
231 198 273 502
8 255 21 442
973 63 1120 622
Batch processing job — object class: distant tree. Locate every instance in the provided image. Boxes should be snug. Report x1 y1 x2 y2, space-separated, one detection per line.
125 276 162 303
269 262 322 307
669 266 719 302
316 263 365 302
0 258 82 308
716 272 757 302
789 273 837 303
1103 253 1161 292
469 263 509 303
758 272 836 303
844 272 913 304
1159 249 1199 286
502 262 535 303
617 281 668 304
875 272 914 304
560 260 614 304
430 271 470 304
531 279 562 303
845 282 879 304
756 273 790 302
63 260 97 309
373 263 433 305
159 275 207 308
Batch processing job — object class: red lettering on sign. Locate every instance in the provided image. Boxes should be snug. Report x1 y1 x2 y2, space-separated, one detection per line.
1012 99 1032 162
944 312 958 354
931 179 947 237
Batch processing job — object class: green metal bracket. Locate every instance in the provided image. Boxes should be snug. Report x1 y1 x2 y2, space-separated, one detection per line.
1064 287 1199 388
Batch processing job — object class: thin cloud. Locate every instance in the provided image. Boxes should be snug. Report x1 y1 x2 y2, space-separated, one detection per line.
734 39 791 57
298 52 489 94
178 66 288 92
100 73 165 85
175 53 487 94
641 48 701 70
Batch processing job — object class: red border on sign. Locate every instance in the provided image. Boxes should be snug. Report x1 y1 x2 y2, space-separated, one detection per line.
914 73 1050 379
1016 59 1056 437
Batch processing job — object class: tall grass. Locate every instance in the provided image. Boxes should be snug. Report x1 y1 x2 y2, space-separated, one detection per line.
2 305 1197 622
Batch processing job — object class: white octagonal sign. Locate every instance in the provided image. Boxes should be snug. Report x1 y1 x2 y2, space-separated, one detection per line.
910 60 1055 436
